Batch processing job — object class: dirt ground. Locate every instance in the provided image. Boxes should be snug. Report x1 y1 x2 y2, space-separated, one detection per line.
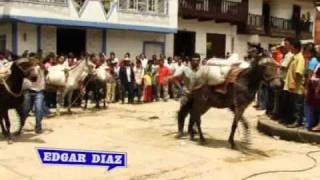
1 100 320 180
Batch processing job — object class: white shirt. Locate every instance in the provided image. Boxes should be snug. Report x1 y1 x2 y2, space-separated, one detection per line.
126 66 131 83
134 66 144 85
142 58 148 68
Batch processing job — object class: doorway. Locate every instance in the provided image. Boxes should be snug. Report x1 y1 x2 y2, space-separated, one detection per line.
292 5 301 32
206 33 226 58
263 3 270 33
57 28 86 57
174 31 196 58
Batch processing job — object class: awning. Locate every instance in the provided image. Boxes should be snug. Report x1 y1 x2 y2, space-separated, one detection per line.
0 15 177 34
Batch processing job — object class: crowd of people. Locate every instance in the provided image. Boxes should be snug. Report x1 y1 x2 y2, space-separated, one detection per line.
0 50 194 133
2 38 320 134
256 38 320 132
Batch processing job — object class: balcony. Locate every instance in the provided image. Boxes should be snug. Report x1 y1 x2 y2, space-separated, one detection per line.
238 13 265 35
179 0 248 24
299 21 313 40
268 16 296 38
0 0 68 6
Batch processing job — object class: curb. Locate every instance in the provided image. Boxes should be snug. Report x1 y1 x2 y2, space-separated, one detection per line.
257 116 320 144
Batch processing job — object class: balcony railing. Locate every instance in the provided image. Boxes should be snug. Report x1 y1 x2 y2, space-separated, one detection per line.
300 21 313 39
179 0 248 24
0 0 68 6
269 16 296 38
118 0 168 16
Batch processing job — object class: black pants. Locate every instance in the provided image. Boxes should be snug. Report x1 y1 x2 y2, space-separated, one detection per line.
286 92 304 125
121 82 134 104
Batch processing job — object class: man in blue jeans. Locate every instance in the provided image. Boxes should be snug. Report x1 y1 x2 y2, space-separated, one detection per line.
22 57 45 134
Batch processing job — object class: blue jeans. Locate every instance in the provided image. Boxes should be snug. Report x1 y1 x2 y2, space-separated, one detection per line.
23 90 44 131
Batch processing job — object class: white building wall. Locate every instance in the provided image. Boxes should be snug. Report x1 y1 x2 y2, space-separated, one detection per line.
107 30 165 58
17 23 37 55
249 0 263 15
86 29 103 54
107 0 178 30
178 19 237 58
269 0 316 19
235 34 283 58
0 23 12 51
41 26 56 55
165 34 174 57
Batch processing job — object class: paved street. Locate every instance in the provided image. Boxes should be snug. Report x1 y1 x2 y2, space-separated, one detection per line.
1 101 320 180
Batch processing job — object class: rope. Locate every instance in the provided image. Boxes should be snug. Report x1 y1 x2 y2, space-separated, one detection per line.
1 78 23 98
241 149 320 180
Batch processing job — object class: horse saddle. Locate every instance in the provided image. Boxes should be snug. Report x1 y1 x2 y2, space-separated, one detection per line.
212 67 244 94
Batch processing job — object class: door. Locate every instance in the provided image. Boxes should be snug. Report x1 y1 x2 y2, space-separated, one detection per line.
206 33 226 58
174 31 196 58
292 5 301 32
0 35 5 52
263 3 270 33
57 28 86 57
144 42 164 60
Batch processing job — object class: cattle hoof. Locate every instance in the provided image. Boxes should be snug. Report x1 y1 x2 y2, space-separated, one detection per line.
175 133 184 139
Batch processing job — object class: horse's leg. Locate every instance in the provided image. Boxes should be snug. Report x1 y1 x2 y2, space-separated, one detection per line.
95 85 100 109
176 95 192 138
0 115 6 137
56 89 62 116
240 116 251 147
84 88 88 109
14 104 25 136
67 90 74 113
228 106 245 149
3 111 12 143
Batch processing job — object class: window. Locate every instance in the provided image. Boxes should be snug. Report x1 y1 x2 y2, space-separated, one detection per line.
0 35 6 53
119 0 168 15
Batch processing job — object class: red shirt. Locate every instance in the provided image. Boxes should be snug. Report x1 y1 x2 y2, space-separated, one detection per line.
272 51 283 65
157 65 171 85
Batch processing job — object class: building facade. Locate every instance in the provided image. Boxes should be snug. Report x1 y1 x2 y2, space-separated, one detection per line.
0 0 316 59
0 0 178 59
176 0 316 59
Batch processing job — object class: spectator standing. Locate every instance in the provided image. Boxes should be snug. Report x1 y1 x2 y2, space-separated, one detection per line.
304 44 320 131
284 39 305 128
156 58 171 101
119 56 135 104
144 60 156 102
133 59 144 103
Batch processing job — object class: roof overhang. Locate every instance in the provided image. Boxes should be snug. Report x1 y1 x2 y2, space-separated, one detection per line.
0 15 177 34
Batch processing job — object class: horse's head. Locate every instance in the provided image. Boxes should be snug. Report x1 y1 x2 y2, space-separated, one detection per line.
13 58 38 82
85 58 96 74
253 56 282 88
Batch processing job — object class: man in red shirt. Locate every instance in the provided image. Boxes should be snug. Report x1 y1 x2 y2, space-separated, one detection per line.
157 58 171 101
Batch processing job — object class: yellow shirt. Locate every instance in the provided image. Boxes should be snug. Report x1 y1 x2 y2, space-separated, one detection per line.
284 52 305 95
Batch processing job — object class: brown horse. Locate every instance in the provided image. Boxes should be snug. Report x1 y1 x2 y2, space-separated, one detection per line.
177 55 281 149
0 58 37 142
